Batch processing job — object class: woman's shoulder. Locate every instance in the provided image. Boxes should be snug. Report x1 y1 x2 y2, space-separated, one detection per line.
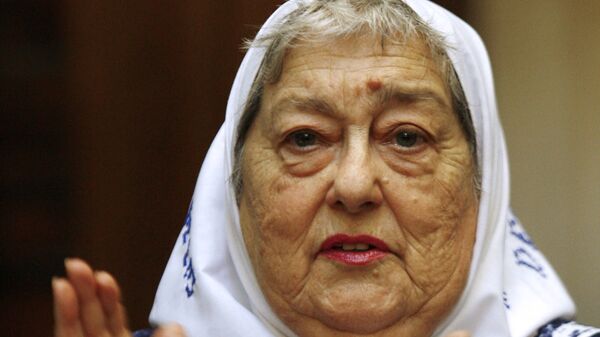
537 319 600 337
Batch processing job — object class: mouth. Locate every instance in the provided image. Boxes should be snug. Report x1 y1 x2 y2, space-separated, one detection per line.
318 234 390 266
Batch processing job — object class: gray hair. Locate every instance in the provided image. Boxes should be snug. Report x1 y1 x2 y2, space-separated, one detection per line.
232 0 479 201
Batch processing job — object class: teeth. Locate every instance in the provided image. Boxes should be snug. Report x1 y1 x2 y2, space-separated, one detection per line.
355 243 369 251
338 243 370 251
342 243 356 251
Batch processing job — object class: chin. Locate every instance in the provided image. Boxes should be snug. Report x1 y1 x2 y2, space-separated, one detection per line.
309 281 406 335
318 311 399 335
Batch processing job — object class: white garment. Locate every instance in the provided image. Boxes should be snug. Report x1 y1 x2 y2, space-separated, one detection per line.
149 1 575 336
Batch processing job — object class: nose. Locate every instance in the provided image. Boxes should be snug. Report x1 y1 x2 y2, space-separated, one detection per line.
326 140 383 213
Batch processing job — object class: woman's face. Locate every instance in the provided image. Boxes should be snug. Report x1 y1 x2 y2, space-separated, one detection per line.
239 35 478 337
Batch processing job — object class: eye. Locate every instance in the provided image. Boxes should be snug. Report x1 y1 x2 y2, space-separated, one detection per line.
394 130 422 148
291 130 317 147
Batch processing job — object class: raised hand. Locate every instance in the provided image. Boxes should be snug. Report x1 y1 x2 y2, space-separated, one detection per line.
52 258 185 337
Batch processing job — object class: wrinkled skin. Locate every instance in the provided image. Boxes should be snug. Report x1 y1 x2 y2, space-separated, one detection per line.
238 35 478 337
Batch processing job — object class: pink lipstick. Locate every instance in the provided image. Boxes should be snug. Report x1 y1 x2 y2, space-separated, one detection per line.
319 234 389 266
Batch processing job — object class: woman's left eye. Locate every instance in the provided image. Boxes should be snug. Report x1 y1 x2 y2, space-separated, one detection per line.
393 130 425 148
291 130 317 147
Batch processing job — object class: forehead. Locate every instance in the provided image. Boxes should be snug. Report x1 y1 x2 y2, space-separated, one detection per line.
268 35 451 108
283 34 436 66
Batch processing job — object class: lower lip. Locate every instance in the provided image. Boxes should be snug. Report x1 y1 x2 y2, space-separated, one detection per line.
320 249 388 266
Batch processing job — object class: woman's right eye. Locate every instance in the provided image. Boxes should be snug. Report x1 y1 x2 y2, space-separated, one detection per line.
288 130 318 148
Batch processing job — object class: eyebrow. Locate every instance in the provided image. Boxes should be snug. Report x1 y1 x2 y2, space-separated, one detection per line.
376 83 450 110
271 84 449 118
271 95 337 117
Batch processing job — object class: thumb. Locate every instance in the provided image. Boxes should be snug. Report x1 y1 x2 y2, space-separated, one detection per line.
152 324 186 337
445 331 471 337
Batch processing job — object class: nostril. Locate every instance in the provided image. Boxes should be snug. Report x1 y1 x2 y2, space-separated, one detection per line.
363 201 375 209
333 199 376 213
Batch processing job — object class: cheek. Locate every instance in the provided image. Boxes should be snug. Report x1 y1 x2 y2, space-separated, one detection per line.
242 129 335 242
388 174 472 242
383 153 476 293
240 148 333 293
245 173 326 244
398 140 475 232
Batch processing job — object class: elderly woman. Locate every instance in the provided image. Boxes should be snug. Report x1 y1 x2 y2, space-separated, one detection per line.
52 1 597 336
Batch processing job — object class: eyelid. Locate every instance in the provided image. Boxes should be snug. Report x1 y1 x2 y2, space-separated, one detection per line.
385 124 429 140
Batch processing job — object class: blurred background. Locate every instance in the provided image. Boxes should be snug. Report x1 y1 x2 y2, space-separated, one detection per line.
1 1 598 336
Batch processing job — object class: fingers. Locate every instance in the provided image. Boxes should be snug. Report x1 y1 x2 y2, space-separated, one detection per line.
63 258 131 337
65 258 110 336
152 324 187 337
53 277 84 337
53 258 141 337
445 331 471 337
96 270 128 336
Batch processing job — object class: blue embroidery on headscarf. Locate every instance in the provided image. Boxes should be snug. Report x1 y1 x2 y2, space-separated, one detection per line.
533 319 600 337
508 216 546 278
509 218 537 249
537 320 600 337
538 319 570 337
502 291 511 309
181 202 196 298
514 247 546 278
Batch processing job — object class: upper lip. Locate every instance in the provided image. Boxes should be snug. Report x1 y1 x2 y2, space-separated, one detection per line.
319 233 390 251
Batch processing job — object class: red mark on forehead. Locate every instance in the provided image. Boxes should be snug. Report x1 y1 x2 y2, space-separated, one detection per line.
366 79 382 92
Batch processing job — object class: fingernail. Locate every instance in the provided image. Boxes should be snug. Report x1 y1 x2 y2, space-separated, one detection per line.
64 257 78 268
51 277 62 294
95 270 109 283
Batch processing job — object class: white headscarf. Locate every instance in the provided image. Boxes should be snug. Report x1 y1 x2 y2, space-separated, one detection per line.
149 1 575 336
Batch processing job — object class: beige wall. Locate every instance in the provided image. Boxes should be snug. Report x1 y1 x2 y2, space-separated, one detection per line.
467 0 600 326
